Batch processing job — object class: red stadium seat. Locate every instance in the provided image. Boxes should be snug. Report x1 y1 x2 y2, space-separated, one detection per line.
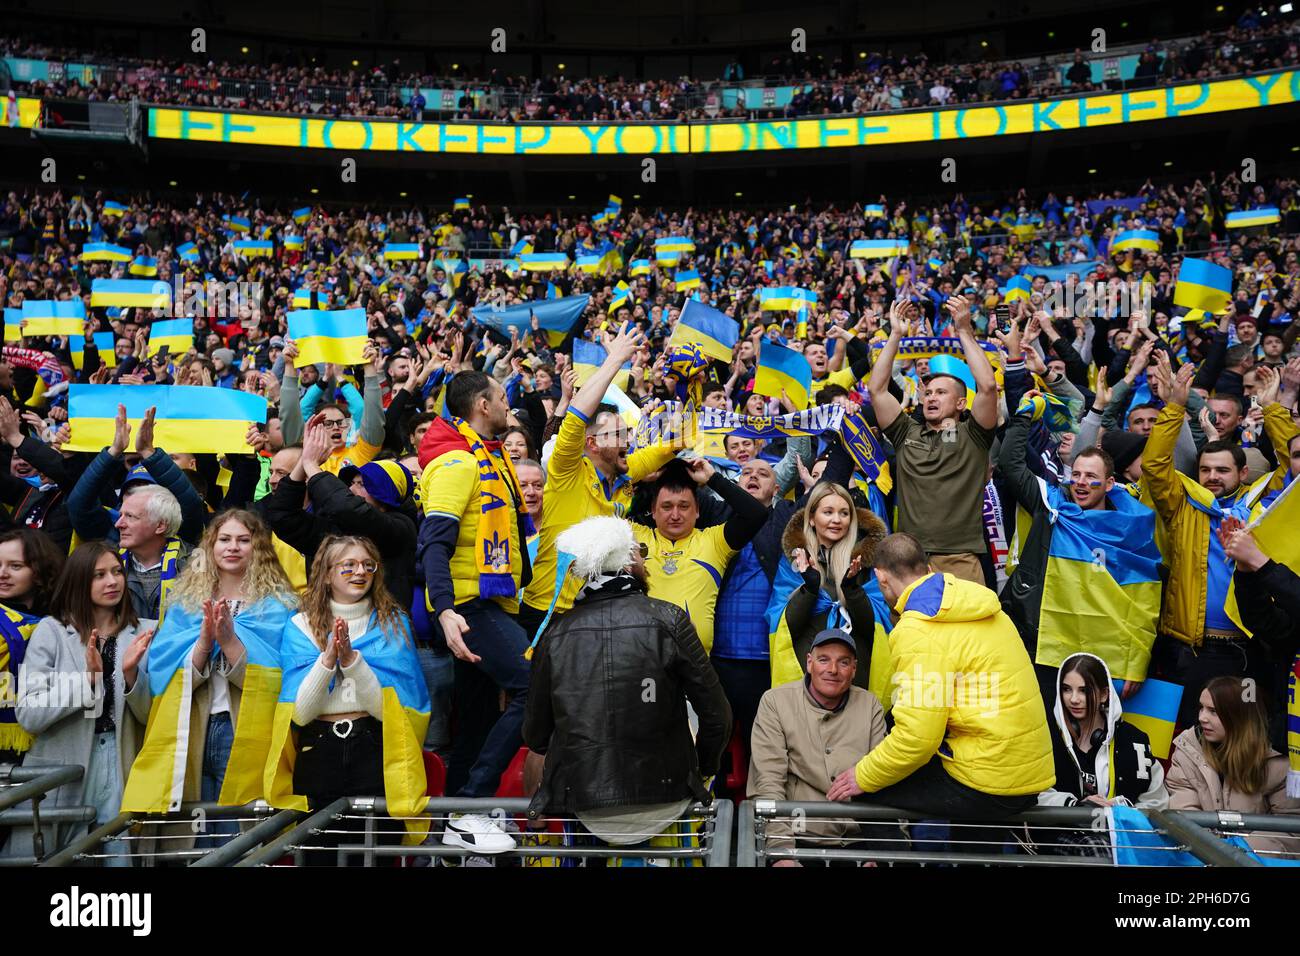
423 750 447 797
722 720 748 798
495 746 530 798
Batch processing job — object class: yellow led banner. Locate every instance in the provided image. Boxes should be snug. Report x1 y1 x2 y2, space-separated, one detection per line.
2 97 43 130
147 69 1300 156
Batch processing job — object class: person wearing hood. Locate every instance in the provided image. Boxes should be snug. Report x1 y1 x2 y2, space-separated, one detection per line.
828 533 1054 817
1166 676 1300 856
1038 653 1167 809
523 515 731 856
768 482 890 695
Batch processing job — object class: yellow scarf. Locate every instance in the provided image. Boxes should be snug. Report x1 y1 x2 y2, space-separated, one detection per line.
452 417 525 600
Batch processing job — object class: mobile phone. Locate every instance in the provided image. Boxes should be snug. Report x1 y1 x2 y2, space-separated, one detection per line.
155 345 170 363
993 304 1012 334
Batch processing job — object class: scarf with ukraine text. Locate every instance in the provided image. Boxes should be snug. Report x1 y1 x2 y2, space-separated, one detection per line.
451 417 528 600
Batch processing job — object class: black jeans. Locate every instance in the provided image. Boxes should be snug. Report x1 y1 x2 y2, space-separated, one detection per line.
711 656 769 755
293 717 390 866
1150 633 1270 733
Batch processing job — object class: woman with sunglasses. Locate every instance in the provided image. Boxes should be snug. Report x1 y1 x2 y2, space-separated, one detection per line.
121 509 297 837
266 535 430 863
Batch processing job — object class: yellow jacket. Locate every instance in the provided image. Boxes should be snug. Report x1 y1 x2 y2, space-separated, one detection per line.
854 573 1054 796
1141 401 1278 646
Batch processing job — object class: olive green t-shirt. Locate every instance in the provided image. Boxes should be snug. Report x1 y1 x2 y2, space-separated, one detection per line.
882 412 995 555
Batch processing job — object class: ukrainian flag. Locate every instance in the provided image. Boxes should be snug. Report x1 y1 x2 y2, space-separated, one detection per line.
176 242 199 263
122 596 295 813
655 237 694 265
546 281 561 300
293 206 311 224
927 256 944 272
265 614 429 842
675 269 701 291
1002 275 1033 303
146 318 193 357
1226 207 1281 229
222 215 251 233
69 332 118 370
233 239 274 258
291 288 314 309
287 308 368 367
576 254 603 274
609 280 631 313
1111 229 1160 253
383 243 422 261
850 239 909 259
608 194 623 209
573 338 631 390
1118 677 1181 760
521 253 570 272
454 197 471 211
592 210 610 226
509 238 533 257
669 299 738 363
471 294 590 347
863 204 886 218
755 340 812 409
759 287 817 311
1034 482 1162 683
130 256 159 277
629 258 652 276
81 242 132 262
102 200 127 217
65 384 268 454
3 308 22 343
20 300 85 337
1173 258 1232 313
90 278 171 309
283 235 305 252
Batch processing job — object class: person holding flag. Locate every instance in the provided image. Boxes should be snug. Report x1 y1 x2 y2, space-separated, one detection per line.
867 295 999 585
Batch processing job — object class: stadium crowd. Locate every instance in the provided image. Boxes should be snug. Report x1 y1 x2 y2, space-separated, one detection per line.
5 9 1299 122
0 166 1298 864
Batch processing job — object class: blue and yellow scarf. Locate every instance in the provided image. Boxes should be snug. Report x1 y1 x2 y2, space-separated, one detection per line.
120 538 183 626
0 603 41 753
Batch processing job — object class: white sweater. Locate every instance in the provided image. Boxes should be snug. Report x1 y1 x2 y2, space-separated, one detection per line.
291 598 383 725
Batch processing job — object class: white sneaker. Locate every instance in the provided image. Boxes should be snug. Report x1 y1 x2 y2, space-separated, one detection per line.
442 813 516 855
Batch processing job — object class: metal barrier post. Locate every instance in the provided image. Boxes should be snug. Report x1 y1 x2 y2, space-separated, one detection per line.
40 812 133 867
708 799 733 868
735 800 756 868
189 810 303 868
235 799 350 867
1149 810 1263 868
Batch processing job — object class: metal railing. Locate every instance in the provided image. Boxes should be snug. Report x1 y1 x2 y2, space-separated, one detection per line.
738 800 1297 867
0 763 92 865
238 796 733 868
39 801 302 867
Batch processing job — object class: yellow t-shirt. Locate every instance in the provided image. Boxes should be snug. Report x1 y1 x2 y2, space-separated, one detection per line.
631 523 736 654
271 533 308 592
420 446 522 613
321 436 382 475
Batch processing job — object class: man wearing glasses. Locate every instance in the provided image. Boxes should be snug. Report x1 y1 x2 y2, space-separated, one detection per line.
519 323 678 641
277 339 386 475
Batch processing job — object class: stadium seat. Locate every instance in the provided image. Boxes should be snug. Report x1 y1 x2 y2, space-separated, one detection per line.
423 749 447 797
495 746 530 798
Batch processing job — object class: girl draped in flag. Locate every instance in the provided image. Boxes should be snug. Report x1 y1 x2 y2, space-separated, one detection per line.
12 543 155 864
121 510 297 837
265 535 429 858
0 528 65 763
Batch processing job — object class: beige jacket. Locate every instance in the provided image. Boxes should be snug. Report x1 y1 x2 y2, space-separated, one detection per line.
1165 726 1300 857
747 678 887 853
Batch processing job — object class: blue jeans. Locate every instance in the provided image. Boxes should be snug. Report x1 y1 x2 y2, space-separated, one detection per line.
455 599 530 799
198 713 238 849
84 730 129 867
417 646 455 754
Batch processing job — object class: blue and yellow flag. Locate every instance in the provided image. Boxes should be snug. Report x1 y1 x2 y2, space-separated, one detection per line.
21 299 85 336
130 255 158 277
147 318 193 357
222 214 251 233
1173 258 1232 313
122 596 296 812
754 340 812 409
1112 228 1160 253
293 206 312 224
66 384 267 454
176 242 199 263
863 204 886 218
608 280 631 313
675 269 701 291
103 200 127 217
265 614 429 842
283 235 305 252
576 254 603 274
287 308 367 366
233 239 274 258
1226 207 1280 229
1034 481 1162 682
81 242 132 262
629 258 652 276
291 287 314 309
454 197 471 211
521 252 570 272
1002 274 1033 302
668 299 738 363
850 239 909 259
383 243 421 261
841 410 893 496
1118 677 1181 760
759 286 817 312
69 331 118 370
471 293 590 347
573 338 631 391
4 308 24 343
90 278 171 309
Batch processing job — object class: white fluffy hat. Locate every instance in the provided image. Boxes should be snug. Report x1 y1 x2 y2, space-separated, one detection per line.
556 515 638 581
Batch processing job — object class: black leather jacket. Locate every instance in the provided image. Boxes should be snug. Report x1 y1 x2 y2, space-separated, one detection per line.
523 577 732 817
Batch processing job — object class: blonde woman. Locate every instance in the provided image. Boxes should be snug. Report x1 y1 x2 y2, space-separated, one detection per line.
266 535 429 861
121 509 297 835
765 483 890 692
